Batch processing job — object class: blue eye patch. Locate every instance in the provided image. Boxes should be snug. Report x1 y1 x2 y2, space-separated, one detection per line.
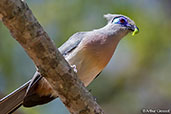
112 16 128 25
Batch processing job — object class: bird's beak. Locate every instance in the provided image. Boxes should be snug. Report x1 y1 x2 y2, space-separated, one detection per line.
127 24 139 36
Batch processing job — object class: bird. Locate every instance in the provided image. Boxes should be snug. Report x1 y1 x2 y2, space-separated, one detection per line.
0 14 139 114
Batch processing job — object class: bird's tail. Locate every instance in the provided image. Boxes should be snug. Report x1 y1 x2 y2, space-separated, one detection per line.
0 72 56 113
0 80 30 114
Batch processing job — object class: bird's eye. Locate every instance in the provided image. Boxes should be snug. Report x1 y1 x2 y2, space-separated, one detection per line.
119 18 126 23
113 17 127 25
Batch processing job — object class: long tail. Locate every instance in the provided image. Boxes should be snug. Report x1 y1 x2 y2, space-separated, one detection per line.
0 72 57 114
0 80 30 114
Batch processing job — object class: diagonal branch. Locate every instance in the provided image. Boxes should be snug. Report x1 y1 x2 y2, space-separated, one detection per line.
0 0 104 113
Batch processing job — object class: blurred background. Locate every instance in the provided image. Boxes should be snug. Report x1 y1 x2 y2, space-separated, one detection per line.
0 0 171 114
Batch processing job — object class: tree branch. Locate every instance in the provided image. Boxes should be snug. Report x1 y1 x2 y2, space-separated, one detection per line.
0 0 104 113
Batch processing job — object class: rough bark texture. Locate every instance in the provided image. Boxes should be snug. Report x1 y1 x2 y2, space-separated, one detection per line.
0 0 104 114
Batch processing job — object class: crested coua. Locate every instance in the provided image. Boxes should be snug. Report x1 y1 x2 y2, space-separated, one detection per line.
0 14 139 113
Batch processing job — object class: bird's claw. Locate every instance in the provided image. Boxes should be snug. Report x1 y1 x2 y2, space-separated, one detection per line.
71 65 77 73
93 96 97 101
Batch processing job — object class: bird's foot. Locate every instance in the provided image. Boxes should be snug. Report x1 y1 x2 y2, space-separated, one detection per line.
93 96 97 101
71 65 77 73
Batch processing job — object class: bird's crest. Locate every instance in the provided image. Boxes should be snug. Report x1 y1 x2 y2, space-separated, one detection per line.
104 14 124 23
104 14 114 23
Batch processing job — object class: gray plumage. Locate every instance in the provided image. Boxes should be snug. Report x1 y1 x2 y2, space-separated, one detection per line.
59 32 86 56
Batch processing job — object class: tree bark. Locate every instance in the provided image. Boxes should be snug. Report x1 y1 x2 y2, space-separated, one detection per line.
0 0 104 114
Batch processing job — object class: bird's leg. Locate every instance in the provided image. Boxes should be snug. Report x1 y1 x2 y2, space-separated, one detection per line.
93 96 97 101
71 65 77 73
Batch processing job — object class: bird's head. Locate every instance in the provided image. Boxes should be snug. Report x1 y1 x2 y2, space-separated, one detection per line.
104 14 139 36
